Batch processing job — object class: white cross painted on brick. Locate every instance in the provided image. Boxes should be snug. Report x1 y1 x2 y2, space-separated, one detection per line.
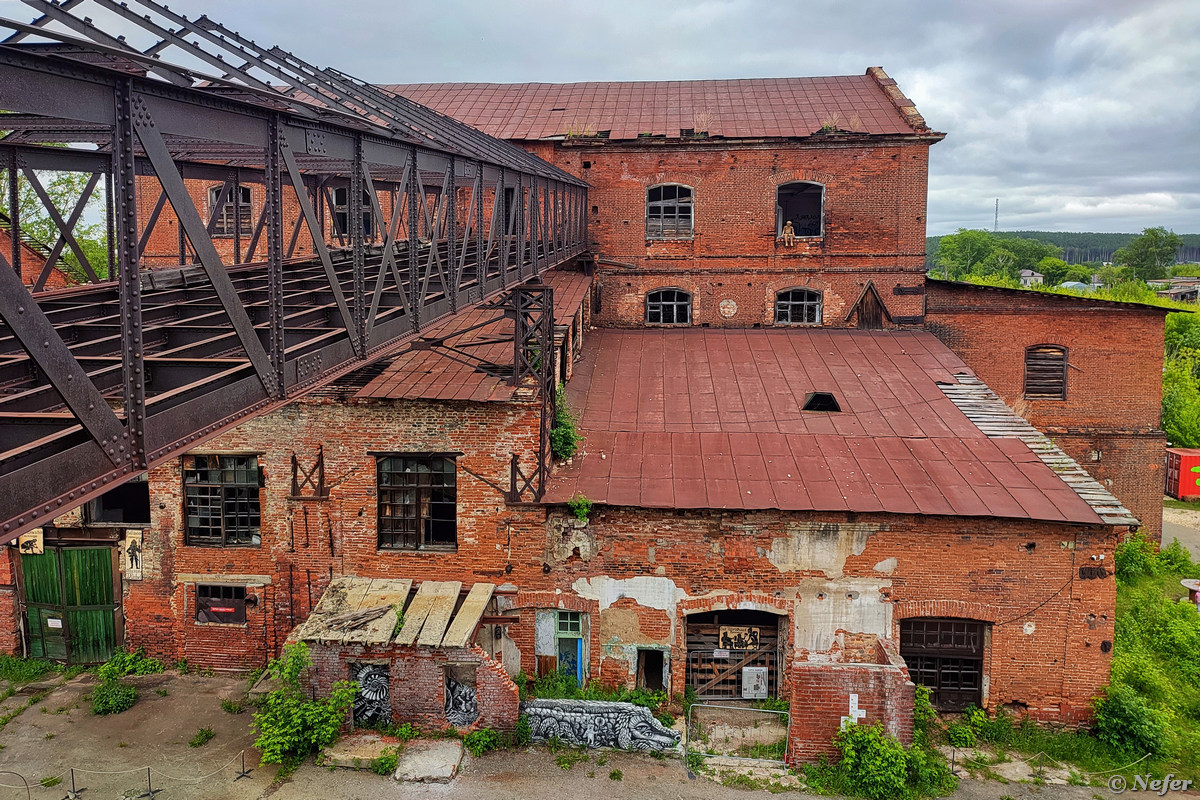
840 693 866 729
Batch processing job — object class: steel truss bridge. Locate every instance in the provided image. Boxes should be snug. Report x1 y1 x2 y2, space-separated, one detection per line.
0 0 588 541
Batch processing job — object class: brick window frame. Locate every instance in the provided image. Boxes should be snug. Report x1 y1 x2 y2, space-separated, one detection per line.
332 187 375 238
776 181 824 238
645 183 694 240
207 185 252 237
774 288 823 325
376 454 458 551
1024 344 1068 400
195 584 247 625
645 288 692 326
183 455 262 547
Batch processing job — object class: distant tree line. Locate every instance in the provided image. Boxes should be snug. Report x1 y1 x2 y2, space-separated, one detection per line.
927 230 1200 266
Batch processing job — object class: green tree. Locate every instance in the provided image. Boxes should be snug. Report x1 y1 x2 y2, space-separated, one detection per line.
933 229 997 279
1113 227 1183 281
1096 264 1136 287
0 169 108 283
994 236 1062 274
1037 256 1070 285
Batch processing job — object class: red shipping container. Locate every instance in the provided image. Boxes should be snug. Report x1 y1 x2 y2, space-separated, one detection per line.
1165 448 1200 501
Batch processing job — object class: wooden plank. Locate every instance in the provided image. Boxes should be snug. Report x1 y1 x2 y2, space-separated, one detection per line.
343 578 412 646
417 580 462 647
395 581 439 645
441 583 493 648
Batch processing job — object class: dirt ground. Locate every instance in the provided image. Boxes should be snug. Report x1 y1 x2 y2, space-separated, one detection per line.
0 669 1129 800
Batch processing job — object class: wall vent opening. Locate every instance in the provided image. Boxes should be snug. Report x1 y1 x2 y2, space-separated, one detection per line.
802 392 841 412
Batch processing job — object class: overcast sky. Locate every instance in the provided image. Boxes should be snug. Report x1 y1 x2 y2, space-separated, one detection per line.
8 0 1198 235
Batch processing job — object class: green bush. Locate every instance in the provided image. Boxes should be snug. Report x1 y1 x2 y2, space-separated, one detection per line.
550 384 581 460
1115 532 1159 583
251 642 356 766
97 647 164 682
834 722 910 800
514 713 532 746
912 685 937 743
371 747 398 776
189 727 215 748
1094 683 1168 756
946 722 975 748
464 728 502 757
567 493 593 523
91 680 138 715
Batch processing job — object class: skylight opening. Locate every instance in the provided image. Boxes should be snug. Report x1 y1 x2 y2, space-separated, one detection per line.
802 392 841 412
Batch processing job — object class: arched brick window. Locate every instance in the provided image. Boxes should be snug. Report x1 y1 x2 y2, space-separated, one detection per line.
775 288 823 325
645 288 692 326
207 185 251 237
1024 344 1068 400
646 184 693 240
776 181 824 237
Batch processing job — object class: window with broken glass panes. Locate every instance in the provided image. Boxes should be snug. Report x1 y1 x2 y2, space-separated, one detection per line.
775 288 823 324
646 288 692 325
646 184 693 239
377 455 457 550
183 455 261 547
207 185 252 237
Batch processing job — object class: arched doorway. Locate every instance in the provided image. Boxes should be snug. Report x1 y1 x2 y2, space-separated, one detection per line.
685 609 783 700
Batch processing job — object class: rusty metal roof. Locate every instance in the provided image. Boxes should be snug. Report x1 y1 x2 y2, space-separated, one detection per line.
543 329 1112 525
354 270 591 402
384 71 932 142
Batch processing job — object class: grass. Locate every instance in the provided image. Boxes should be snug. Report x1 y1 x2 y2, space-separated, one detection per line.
221 697 246 714
1164 498 1200 511
0 655 59 685
189 727 215 748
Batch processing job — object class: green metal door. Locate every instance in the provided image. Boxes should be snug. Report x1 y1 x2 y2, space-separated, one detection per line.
23 547 116 664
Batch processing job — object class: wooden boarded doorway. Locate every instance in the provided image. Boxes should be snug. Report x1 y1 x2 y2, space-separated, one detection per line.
685 610 782 700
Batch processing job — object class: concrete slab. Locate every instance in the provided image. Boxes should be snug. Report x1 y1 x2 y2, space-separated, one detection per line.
322 730 396 769
394 739 463 783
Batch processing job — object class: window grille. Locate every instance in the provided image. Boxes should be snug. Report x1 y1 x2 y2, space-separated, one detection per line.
775 288 823 324
183 455 261 547
377 455 457 550
646 184 693 239
646 288 692 325
195 584 247 624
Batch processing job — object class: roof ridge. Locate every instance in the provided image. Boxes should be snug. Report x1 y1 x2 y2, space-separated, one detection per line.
941 375 1138 526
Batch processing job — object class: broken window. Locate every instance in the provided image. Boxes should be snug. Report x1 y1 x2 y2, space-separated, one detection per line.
646 184 693 239
183 455 261 547
195 584 246 624
899 618 985 711
377 455 457 551
637 649 665 692
776 182 823 237
332 187 375 238
207 185 252 237
775 288 823 325
646 288 692 325
85 474 150 525
1024 345 1068 400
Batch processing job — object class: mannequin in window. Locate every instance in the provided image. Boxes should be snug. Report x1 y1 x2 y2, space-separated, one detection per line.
781 220 795 247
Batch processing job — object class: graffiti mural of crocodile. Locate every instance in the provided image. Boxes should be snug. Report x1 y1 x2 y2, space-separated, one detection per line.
519 699 681 751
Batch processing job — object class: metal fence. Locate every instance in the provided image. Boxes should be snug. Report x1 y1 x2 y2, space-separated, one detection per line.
685 703 790 765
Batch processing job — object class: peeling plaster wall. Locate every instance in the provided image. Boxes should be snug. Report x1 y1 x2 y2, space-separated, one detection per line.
793 577 893 654
767 521 882 578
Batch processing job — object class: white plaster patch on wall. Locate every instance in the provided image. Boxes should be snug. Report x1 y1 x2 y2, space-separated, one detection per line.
1023 621 1036 635
535 609 556 656
793 577 892 654
873 557 898 574
768 522 881 578
571 575 686 614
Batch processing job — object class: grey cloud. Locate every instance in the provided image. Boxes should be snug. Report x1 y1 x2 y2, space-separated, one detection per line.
110 0 1200 233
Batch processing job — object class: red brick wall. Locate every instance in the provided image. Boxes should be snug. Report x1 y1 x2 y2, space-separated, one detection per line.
307 642 519 733
522 139 931 328
0 229 70 290
788 653 915 763
0 548 18 654
925 281 1167 540
121 396 544 670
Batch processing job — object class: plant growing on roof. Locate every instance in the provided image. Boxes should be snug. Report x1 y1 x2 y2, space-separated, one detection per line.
550 383 581 460
567 493 593 523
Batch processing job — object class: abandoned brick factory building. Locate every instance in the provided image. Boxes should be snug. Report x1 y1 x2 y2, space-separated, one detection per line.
0 3 1171 766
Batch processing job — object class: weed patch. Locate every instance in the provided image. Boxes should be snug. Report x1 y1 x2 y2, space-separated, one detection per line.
189 727 215 748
